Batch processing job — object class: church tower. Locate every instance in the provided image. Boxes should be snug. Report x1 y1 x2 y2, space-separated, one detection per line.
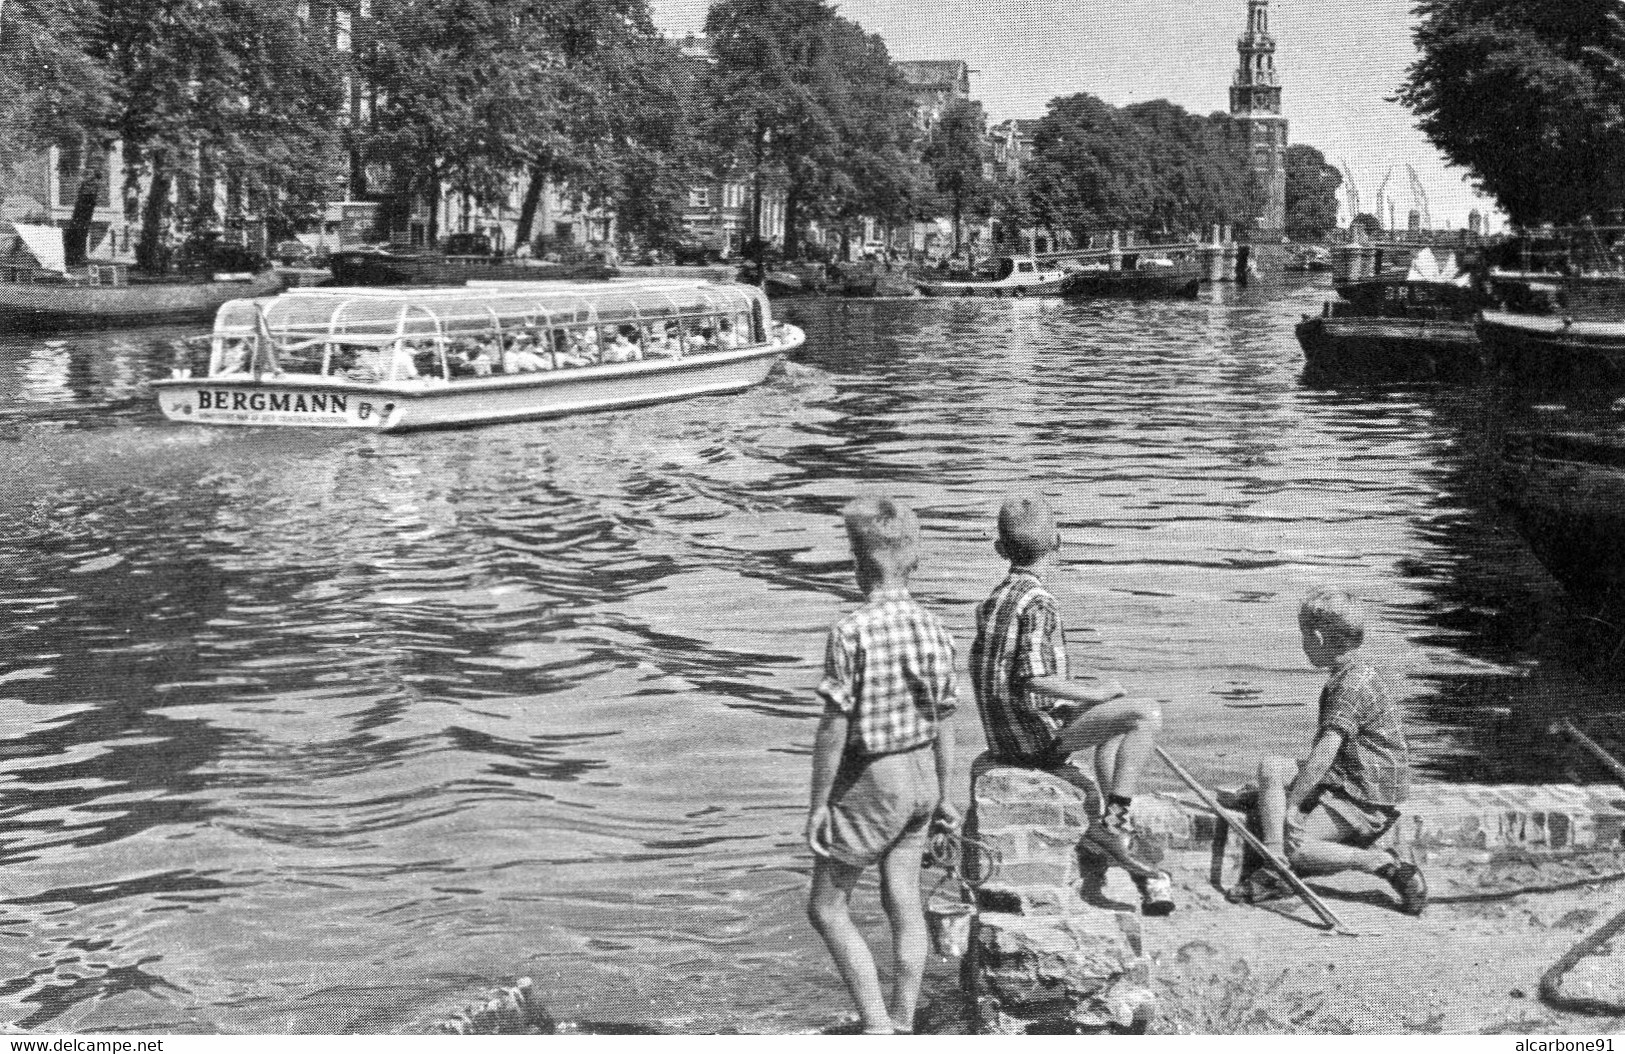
1229 0 1288 235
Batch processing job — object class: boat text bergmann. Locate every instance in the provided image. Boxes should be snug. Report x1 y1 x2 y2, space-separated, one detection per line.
152 280 803 432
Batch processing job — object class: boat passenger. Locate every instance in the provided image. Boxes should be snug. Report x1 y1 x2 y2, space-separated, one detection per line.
503 333 552 373
716 319 743 349
548 328 587 368
644 323 681 359
386 341 421 381
455 340 494 377
216 338 251 375
686 325 714 353
602 326 642 364
570 328 600 364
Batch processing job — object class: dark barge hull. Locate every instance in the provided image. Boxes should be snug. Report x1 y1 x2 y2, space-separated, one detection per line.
1478 311 1625 387
328 250 617 287
1500 432 1625 609
1061 270 1200 299
1296 316 1481 382
0 272 286 330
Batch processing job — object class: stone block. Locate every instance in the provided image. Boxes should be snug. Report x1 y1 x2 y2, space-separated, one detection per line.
971 911 1153 1034
975 884 1075 917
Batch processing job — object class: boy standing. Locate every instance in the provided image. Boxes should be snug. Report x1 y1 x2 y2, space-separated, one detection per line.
970 495 1174 915
1236 588 1427 915
806 497 959 1035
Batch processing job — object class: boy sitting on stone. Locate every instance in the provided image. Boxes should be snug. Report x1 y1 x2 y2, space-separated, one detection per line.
1232 587 1426 915
969 495 1174 915
806 497 959 1034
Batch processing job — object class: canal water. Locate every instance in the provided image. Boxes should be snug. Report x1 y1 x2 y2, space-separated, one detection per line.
0 281 1618 1033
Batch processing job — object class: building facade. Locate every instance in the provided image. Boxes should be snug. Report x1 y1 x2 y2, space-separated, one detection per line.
1229 0 1288 235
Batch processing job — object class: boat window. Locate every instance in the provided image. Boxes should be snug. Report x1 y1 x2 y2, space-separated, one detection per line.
996 259 1014 280
1017 261 1034 274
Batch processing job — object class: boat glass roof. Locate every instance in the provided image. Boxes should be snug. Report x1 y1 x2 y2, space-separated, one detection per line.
215 280 768 342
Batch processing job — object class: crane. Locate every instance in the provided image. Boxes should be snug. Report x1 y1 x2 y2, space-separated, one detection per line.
1374 166 1395 236
1406 164 1431 230
1340 161 1361 230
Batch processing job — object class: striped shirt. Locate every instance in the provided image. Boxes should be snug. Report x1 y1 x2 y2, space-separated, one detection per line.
1318 656 1410 808
816 586 958 757
970 570 1069 763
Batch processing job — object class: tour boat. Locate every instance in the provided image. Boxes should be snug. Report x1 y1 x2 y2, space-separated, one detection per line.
151 279 803 432
916 256 1071 297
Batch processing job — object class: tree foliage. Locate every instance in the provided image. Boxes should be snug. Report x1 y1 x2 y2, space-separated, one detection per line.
1399 0 1625 225
1022 93 1252 242
921 97 991 250
703 0 926 258
0 0 111 180
1284 143 1342 240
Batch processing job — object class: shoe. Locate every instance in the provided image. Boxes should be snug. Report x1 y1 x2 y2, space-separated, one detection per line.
1133 871 1176 916
1386 857 1428 916
1079 814 1162 880
1227 868 1293 905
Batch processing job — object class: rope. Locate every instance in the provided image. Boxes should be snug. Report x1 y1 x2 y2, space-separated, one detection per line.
925 825 1002 888
1540 906 1625 1015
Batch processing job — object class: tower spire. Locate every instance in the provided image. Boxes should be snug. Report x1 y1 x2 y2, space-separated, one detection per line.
1228 0 1288 234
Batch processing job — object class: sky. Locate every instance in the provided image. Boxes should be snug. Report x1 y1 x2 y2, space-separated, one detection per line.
649 0 1505 232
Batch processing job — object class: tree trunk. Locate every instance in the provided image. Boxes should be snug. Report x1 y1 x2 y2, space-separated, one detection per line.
136 158 172 274
425 175 441 247
514 165 546 249
750 126 765 275
953 194 963 253
783 189 801 261
63 155 104 267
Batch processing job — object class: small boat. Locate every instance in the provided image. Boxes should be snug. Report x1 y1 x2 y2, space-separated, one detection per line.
1060 256 1201 299
152 279 803 433
328 248 618 287
1296 250 1491 382
916 256 1070 297
1499 430 1625 609
0 221 284 329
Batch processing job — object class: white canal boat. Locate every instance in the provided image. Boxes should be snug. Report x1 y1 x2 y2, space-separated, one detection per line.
152 280 803 432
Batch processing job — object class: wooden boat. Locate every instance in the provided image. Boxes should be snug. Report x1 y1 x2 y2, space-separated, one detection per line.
916 256 1069 297
1061 257 1201 299
328 248 616 287
151 279 803 433
1296 275 1491 382
1499 431 1625 609
1478 310 1625 386
0 269 285 330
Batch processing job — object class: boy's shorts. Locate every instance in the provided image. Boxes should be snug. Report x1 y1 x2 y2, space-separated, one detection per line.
823 743 939 869
1286 785 1399 851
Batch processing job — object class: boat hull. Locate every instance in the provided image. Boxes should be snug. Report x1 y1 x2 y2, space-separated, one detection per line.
1500 433 1625 608
1061 270 1201 299
0 273 285 330
1478 310 1625 386
153 336 797 433
1296 316 1481 382
328 250 616 287
916 275 1070 297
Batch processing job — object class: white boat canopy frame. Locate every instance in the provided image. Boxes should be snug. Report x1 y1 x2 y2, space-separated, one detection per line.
208 279 773 381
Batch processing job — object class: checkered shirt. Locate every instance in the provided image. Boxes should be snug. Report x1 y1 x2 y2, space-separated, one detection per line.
816 586 958 757
1318 656 1410 808
969 570 1069 763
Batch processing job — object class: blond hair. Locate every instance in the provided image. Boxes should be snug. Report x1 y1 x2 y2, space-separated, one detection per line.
842 497 919 574
1299 587 1366 647
997 495 1060 566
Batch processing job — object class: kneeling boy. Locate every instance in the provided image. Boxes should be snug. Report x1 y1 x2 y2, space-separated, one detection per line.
1236 587 1426 915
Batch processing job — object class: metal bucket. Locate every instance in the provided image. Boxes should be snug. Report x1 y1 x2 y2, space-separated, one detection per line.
925 896 975 958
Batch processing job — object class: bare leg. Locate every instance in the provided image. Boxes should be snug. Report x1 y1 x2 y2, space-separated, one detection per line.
1054 697 1162 799
1286 807 1392 876
878 822 932 1032
1255 756 1297 857
1093 734 1125 798
807 856 891 1032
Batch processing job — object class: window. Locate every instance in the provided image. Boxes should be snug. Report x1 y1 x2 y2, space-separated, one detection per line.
296 0 309 20
336 10 352 50
689 187 710 209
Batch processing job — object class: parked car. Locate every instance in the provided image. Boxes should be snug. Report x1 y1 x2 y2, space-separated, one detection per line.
273 240 314 267
672 240 722 266
442 232 495 257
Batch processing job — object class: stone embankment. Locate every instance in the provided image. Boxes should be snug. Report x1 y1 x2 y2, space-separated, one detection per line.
960 759 1625 1034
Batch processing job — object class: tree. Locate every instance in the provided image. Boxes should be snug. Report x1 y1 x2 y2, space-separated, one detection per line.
1399 0 1625 225
1022 93 1251 243
922 98 991 251
94 0 342 270
1284 144 1342 240
703 0 925 261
